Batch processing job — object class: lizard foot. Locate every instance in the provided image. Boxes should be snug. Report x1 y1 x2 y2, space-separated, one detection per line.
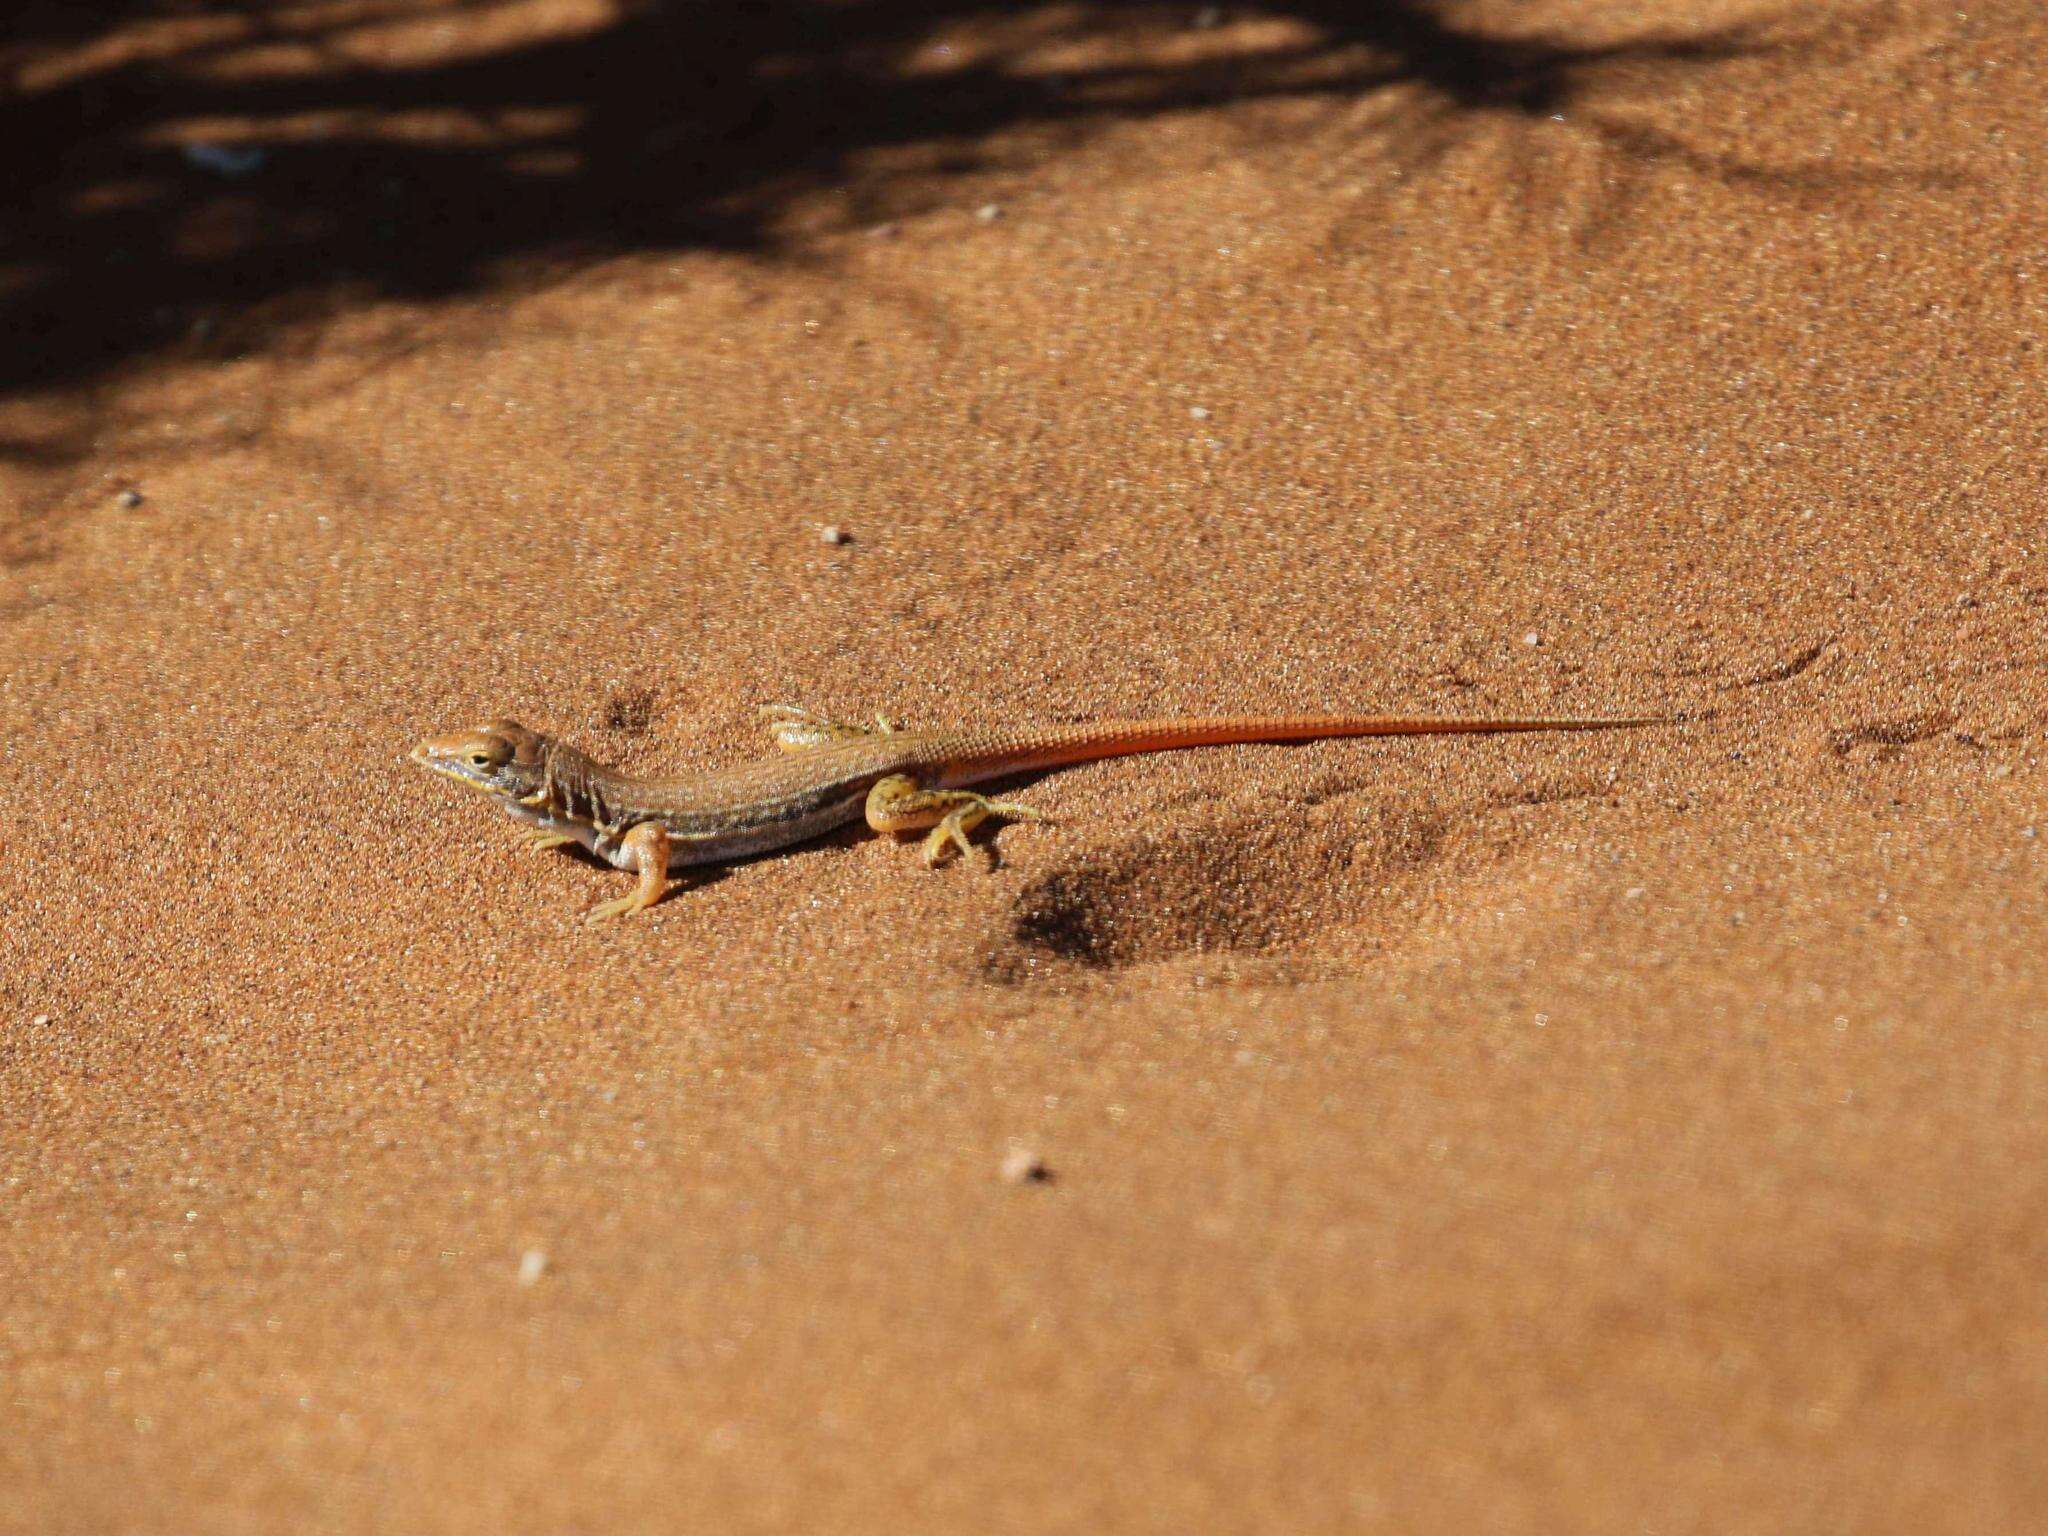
584 822 672 922
865 775 1044 868
760 703 899 753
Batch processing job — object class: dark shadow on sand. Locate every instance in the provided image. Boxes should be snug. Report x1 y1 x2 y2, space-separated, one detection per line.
3 0 1927 449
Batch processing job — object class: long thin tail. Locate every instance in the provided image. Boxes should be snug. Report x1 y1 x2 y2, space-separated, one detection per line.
941 712 1667 783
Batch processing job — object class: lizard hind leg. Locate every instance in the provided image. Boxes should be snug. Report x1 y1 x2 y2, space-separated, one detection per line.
864 774 1043 868
759 703 898 754
585 821 673 923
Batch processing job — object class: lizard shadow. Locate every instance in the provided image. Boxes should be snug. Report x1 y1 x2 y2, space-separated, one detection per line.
542 839 741 907
986 791 1452 981
541 814 905 909
978 764 1636 983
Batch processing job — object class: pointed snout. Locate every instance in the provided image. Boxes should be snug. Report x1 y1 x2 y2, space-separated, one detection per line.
410 731 476 765
408 736 456 769
408 732 478 779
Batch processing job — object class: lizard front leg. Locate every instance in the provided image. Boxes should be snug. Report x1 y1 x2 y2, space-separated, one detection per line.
517 829 580 854
864 774 1042 868
585 821 672 922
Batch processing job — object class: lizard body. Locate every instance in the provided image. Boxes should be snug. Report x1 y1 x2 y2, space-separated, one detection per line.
410 704 1659 921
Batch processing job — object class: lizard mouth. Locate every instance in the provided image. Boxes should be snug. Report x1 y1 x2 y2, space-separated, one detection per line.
408 741 485 787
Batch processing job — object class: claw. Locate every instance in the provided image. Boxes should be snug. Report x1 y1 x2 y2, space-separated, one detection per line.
584 894 644 924
922 815 981 867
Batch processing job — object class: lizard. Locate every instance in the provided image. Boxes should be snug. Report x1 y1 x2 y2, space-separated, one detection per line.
409 703 1662 922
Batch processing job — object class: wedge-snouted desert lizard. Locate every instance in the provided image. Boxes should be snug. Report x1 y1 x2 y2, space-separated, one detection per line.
410 704 1661 922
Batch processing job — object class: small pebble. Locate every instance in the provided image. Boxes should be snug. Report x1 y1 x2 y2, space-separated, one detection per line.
32 1014 51 1027
516 1248 548 1286
1522 630 1542 647
819 524 850 546
1000 1146 1052 1184
116 489 144 509
1189 405 1211 421
975 203 1003 223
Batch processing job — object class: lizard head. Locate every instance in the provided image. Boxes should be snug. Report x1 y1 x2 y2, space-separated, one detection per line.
409 718 548 802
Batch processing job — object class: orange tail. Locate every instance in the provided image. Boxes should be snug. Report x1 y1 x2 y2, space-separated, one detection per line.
946 712 1665 781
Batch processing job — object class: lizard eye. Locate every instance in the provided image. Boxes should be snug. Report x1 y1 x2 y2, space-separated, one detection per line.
467 751 492 769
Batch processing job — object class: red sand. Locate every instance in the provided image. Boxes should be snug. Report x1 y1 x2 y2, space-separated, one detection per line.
4 1 2046 1529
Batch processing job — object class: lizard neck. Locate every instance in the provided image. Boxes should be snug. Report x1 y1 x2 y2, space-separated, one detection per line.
531 736 632 833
